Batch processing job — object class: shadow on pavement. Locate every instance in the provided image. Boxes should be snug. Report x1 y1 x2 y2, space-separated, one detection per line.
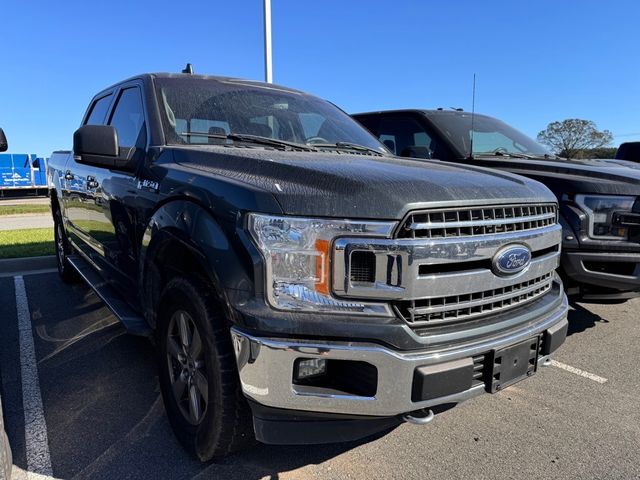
566 302 607 336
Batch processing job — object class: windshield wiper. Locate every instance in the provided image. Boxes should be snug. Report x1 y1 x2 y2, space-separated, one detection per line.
311 142 385 156
180 132 318 152
475 151 546 160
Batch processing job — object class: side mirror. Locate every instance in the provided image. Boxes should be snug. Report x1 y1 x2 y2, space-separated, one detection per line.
73 125 135 171
0 128 7 152
400 145 432 159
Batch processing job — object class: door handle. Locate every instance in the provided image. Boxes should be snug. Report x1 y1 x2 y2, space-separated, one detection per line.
64 171 74 180
87 176 99 189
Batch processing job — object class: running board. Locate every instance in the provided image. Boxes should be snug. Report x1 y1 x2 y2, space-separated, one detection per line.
67 255 152 337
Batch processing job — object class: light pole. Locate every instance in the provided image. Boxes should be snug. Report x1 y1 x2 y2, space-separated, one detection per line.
263 0 273 83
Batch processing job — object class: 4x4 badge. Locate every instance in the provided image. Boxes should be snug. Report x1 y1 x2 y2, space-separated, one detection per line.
137 179 159 192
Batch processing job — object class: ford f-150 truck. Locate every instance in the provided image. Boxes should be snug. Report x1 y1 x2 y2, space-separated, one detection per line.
48 73 568 460
354 109 640 303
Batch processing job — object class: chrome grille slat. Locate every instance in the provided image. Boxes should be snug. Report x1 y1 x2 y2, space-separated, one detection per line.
409 274 554 316
401 204 557 239
398 273 554 326
409 212 556 230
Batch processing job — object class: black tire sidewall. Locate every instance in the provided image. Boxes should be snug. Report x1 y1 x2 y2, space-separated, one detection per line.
156 277 231 460
53 209 75 282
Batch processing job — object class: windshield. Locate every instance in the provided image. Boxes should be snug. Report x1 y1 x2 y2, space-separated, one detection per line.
432 113 550 157
155 77 387 153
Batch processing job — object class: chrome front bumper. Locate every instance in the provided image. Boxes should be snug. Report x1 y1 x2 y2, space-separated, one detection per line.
231 294 568 417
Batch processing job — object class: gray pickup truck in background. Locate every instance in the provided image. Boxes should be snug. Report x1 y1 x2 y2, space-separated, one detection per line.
47 72 568 459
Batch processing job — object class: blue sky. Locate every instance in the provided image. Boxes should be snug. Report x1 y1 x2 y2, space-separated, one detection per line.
2 0 639 156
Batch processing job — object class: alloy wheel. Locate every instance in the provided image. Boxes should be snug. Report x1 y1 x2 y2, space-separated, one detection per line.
166 310 209 425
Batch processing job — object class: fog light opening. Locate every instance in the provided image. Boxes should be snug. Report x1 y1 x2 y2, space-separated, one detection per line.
293 359 378 397
294 358 327 381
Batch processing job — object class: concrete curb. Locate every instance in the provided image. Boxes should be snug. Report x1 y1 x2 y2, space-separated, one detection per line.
0 256 57 277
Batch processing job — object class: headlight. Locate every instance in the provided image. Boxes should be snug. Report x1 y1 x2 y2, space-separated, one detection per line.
247 213 395 314
575 194 636 240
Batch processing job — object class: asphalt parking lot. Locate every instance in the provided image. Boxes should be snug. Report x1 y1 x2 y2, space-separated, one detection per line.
0 271 639 480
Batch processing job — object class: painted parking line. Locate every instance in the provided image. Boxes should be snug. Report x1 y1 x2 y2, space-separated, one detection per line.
14 275 55 479
550 360 608 384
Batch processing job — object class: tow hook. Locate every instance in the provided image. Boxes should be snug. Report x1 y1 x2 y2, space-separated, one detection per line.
402 408 435 425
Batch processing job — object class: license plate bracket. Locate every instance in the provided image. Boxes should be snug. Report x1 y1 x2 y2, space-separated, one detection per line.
490 337 540 393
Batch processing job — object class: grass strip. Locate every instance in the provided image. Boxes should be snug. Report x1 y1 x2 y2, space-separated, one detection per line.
0 227 54 259
0 205 51 216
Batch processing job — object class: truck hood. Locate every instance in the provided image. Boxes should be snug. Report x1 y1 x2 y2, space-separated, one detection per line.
172 146 555 219
471 155 640 197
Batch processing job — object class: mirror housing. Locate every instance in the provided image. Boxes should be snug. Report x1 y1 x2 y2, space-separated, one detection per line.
0 128 7 152
73 125 136 171
400 145 432 159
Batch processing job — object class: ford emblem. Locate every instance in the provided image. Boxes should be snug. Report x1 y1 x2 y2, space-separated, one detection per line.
492 245 531 276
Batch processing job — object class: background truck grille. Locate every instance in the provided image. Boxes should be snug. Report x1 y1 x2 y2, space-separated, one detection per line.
398 204 557 239
395 272 554 325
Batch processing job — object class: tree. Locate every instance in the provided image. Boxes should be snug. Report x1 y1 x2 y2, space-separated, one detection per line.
537 119 613 159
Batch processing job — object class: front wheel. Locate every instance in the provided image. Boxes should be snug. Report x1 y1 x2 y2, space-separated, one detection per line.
157 276 253 460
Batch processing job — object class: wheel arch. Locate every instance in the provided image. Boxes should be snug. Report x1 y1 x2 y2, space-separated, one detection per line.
139 199 255 330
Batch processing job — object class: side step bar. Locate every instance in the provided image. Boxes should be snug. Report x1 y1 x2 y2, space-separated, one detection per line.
67 255 153 337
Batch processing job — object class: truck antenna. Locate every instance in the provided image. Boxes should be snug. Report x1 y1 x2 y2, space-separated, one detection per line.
469 74 476 159
182 63 194 74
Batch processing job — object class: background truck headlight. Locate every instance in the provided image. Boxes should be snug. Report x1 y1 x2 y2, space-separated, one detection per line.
247 214 395 314
575 194 636 240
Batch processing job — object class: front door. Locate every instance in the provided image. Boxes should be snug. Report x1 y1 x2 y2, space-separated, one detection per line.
65 93 114 261
92 85 148 299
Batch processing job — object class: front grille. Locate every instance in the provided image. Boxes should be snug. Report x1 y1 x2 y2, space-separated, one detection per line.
396 272 554 325
398 204 557 239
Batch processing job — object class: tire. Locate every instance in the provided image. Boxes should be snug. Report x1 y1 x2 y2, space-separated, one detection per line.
53 209 79 283
156 276 254 460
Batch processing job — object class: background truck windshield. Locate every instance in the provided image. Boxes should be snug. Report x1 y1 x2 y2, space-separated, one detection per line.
156 77 387 152
434 113 550 157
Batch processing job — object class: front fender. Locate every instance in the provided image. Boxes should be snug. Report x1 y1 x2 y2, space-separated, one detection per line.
139 199 255 328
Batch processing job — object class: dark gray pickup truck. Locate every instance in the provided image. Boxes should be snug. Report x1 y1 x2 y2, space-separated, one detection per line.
355 109 640 303
47 73 568 460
